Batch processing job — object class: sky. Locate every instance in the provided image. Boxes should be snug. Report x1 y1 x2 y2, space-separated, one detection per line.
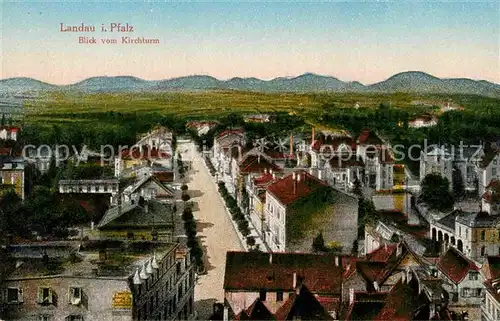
1 1 499 85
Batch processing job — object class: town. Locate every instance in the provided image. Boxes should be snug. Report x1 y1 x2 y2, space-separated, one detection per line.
1 105 499 321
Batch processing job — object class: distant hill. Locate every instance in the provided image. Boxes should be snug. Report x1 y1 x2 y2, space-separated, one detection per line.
1 71 499 97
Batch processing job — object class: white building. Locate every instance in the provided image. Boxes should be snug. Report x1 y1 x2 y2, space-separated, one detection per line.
0 126 19 141
481 256 500 321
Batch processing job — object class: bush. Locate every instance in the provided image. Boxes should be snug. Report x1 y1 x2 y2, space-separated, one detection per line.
181 184 189 192
246 236 256 248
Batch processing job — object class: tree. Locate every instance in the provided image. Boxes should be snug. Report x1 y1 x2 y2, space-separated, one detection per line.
352 175 363 197
452 165 465 200
246 236 256 248
181 193 191 205
181 184 188 192
0 114 5 126
312 231 326 252
420 173 454 211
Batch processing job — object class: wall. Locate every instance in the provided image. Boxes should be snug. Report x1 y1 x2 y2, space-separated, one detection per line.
2 277 132 321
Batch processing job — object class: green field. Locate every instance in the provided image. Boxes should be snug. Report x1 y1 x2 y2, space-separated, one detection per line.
25 90 428 124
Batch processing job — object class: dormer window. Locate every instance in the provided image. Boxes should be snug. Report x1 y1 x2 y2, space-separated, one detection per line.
69 287 82 305
37 287 54 305
6 287 23 304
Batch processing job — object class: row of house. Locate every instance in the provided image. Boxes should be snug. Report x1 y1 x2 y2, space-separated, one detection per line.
1 126 196 321
223 242 500 320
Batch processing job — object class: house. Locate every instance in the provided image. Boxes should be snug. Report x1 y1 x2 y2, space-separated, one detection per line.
478 144 500 196
186 121 218 136
97 199 175 242
0 157 24 199
115 147 172 178
430 209 500 261
262 170 358 253
235 151 282 207
323 155 364 191
420 146 454 185
223 251 344 319
0 240 195 321
0 126 19 141
136 126 173 153
435 246 483 320
212 129 245 193
122 175 175 205
481 256 500 321
310 130 355 170
356 130 394 191
243 114 270 123
482 180 500 215
408 114 438 128
59 179 119 195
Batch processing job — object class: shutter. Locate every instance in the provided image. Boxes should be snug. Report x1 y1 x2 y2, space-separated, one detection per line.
48 288 53 304
68 287 71 305
17 288 23 303
82 290 88 310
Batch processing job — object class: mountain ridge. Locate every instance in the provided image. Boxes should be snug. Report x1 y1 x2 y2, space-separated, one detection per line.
1 71 499 97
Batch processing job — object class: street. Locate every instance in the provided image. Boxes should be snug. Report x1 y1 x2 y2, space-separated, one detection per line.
178 141 244 320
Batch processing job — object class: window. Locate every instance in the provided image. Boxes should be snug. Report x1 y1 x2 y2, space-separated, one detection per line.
37 287 53 304
469 272 479 280
481 246 486 257
6 287 23 303
277 291 283 302
481 230 486 241
493 168 497 177
66 316 83 321
462 288 470 297
38 315 52 321
69 287 82 305
259 290 267 301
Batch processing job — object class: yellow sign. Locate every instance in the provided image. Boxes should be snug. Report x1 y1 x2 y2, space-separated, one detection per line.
112 291 132 310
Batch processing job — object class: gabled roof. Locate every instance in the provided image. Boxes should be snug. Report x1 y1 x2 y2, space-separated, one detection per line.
479 142 499 169
98 200 173 229
224 251 343 294
483 256 500 280
266 170 328 206
235 298 275 320
311 136 356 153
274 285 334 320
124 175 174 198
152 171 174 183
483 180 500 204
437 247 479 284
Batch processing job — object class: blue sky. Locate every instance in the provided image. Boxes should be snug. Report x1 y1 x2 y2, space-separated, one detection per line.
2 1 499 84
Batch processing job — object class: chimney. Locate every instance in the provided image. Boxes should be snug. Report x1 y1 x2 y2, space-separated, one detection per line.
290 134 294 156
269 253 273 264
293 272 297 288
223 306 229 321
264 168 268 175
373 281 379 292
270 169 273 175
349 288 354 305
312 127 315 146
272 173 276 179
258 154 261 164
335 256 339 267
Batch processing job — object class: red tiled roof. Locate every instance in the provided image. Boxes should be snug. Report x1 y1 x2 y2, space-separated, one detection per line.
264 150 297 159
253 173 276 186
365 244 398 262
0 126 20 132
437 247 479 284
239 154 282 174
357 129 383 145
120 147 171 160
483 180 500 203
218 129 244 138
224 251 343 294
266 170 328 206
372 280 427 321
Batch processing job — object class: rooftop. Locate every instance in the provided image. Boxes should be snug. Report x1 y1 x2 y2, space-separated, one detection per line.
357 129 383 146
98 200 174 229
5 240 177 280
224 251 344 294
455 210 500 228
266 170 328 206
437 247 479 284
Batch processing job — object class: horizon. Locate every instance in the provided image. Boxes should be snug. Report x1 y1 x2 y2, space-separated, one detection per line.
2 70 500 87
2 1 499 85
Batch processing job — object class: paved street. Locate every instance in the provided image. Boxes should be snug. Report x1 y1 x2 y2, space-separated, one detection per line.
178 141 244 320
